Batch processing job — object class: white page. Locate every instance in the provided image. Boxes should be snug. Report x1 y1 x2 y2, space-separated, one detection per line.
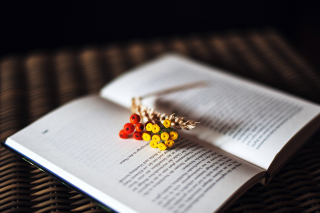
100 54 320 170
5 95 263 213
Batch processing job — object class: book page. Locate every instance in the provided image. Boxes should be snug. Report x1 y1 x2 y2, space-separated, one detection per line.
5 95 264 213
100 54 320 170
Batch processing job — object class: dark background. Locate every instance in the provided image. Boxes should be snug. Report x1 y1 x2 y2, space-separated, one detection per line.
1 1 320 69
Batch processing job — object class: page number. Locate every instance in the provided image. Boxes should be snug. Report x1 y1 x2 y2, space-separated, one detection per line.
42 129 49 134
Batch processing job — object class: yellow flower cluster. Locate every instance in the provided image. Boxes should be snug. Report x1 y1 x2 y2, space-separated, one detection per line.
142 119 178 151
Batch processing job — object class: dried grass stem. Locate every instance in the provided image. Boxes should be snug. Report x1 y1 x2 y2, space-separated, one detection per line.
131 97 199 130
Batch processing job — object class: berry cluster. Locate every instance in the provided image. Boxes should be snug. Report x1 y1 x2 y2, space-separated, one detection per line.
119 114 179 151
119 114 144 140
142 119 178 151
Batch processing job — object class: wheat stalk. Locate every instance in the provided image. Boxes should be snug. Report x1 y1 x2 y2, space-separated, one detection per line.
131 97 199 130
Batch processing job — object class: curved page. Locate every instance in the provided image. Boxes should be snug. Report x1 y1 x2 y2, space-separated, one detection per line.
100 54 320 170
5 95 263 213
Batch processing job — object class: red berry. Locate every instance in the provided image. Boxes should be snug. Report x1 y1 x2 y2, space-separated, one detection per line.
119 130 128 139
130 114 141 124
135 123 144 132
123 123 135 134
133 131 142 140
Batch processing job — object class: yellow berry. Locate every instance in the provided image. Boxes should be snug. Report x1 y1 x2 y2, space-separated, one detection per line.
152 124 160 133
142 132 151 141
163 119 171 128
161 132 170 141
169 131 178 140
150 141 158 148
158 143 167 151
152 135 160 143
165 139 174 147
146 123 153 132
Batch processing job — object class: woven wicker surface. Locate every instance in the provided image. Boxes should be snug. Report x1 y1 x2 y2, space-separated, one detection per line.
1 29 320 213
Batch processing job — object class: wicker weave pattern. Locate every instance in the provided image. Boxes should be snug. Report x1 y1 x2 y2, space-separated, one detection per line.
1 29 320 212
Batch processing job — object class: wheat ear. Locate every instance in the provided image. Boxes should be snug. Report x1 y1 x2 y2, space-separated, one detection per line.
131 97 199 130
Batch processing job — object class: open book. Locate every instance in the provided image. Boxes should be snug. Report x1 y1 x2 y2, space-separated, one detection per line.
3 54 320 213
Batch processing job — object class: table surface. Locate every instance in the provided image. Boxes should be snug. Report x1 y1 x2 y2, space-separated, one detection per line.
1 29 320 213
